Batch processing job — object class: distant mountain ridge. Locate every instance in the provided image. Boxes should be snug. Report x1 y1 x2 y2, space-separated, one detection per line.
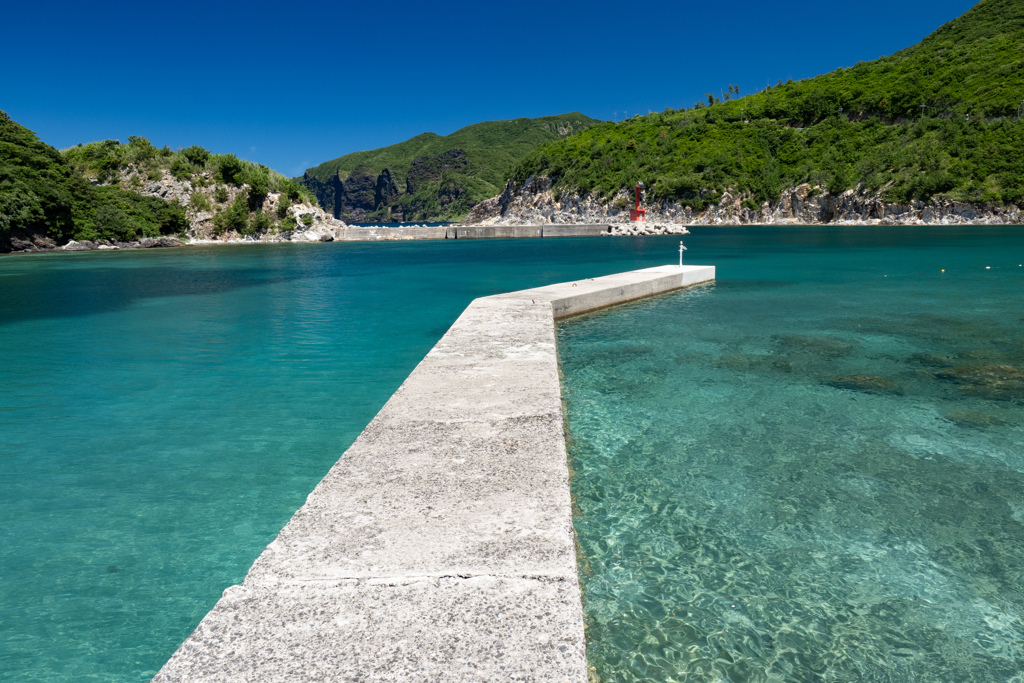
298 113 600 222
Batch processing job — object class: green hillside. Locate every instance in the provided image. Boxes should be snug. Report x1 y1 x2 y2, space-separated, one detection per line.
1 111 323 251
1 111 187 250
300 113 600 221
511 0 1024 210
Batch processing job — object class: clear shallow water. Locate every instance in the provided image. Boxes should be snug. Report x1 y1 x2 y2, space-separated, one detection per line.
559 226 1024 682
0 238 680 681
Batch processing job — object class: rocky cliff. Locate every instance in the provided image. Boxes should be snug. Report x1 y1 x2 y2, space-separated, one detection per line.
302 150 475 222
299 113 602 222
463 176 1023 227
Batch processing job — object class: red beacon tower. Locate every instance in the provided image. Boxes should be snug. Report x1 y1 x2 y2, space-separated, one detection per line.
630 181 646 222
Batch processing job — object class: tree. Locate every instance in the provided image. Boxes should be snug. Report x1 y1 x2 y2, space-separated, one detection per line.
181 145 210 167
217 154 245 185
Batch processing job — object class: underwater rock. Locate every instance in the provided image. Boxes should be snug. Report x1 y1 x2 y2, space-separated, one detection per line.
773 334 857 358
936 364 1024 384
936 364 1024 401
826 374 902 394
907 353 953 367
944 411 1009 428
715 354 793 373
959 384 1024 401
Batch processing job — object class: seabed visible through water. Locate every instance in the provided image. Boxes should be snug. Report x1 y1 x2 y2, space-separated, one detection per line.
559 226 1024 681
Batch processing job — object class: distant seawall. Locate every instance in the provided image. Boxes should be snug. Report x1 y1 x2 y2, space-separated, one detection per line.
154 264 716 682
333 223 615 241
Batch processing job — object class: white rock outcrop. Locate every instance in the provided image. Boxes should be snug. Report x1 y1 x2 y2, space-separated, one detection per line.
463 176 1022 227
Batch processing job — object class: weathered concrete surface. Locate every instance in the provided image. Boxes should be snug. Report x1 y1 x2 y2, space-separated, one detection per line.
541 224 612 238
336 225 449 241
501 265 716 319
446 224 616 239
447 225 544 239
154 265 715 682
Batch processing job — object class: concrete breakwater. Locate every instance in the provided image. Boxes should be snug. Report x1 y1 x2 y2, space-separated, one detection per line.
3 224 670 254
337 224 616 240
154 264 715 681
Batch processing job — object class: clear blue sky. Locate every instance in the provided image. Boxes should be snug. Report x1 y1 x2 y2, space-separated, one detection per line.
4 0 976 177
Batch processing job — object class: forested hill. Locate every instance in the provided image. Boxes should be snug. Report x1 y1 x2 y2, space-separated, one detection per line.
507 0 1024 213
0 112 187 251
299 113 600 222
1 111 322 252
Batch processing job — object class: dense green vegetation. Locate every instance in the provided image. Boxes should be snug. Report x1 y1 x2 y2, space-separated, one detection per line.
301 113 600 221
1 111 187 247
513 0 1024 208
62 136 315 205
1 110 322 249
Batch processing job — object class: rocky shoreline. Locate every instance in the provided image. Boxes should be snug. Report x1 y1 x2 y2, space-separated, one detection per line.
463 176 1023 227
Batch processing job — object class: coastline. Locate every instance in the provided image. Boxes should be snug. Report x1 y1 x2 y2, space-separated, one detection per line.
463 176 1024 228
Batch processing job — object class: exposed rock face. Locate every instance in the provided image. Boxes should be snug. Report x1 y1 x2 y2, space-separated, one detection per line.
304 166 409 222
336 167 377 222
463 176 1024 227
374 169 399 210
302 150 474 222
301 172 338 215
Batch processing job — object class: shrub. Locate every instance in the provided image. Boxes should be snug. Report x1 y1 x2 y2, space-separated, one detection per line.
95 205 134 240
180 145 210 167
189 193 211 211
279 215 297 231
301 213 314 226
212 195 249 234
147 170 161 181
276 199 289 219
213 187 229 203
126 136 157 164
248 211 272 234
217 154 245 185
246 167 270 210
170 156 193 181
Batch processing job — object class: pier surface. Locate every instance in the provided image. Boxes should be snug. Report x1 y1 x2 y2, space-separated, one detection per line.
154 264 715 682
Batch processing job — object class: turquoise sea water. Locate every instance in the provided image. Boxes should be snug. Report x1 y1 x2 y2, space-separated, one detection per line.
559 226 1024 682
0 238 678 681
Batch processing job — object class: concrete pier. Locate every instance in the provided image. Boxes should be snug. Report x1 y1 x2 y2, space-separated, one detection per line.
154 264 715 682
